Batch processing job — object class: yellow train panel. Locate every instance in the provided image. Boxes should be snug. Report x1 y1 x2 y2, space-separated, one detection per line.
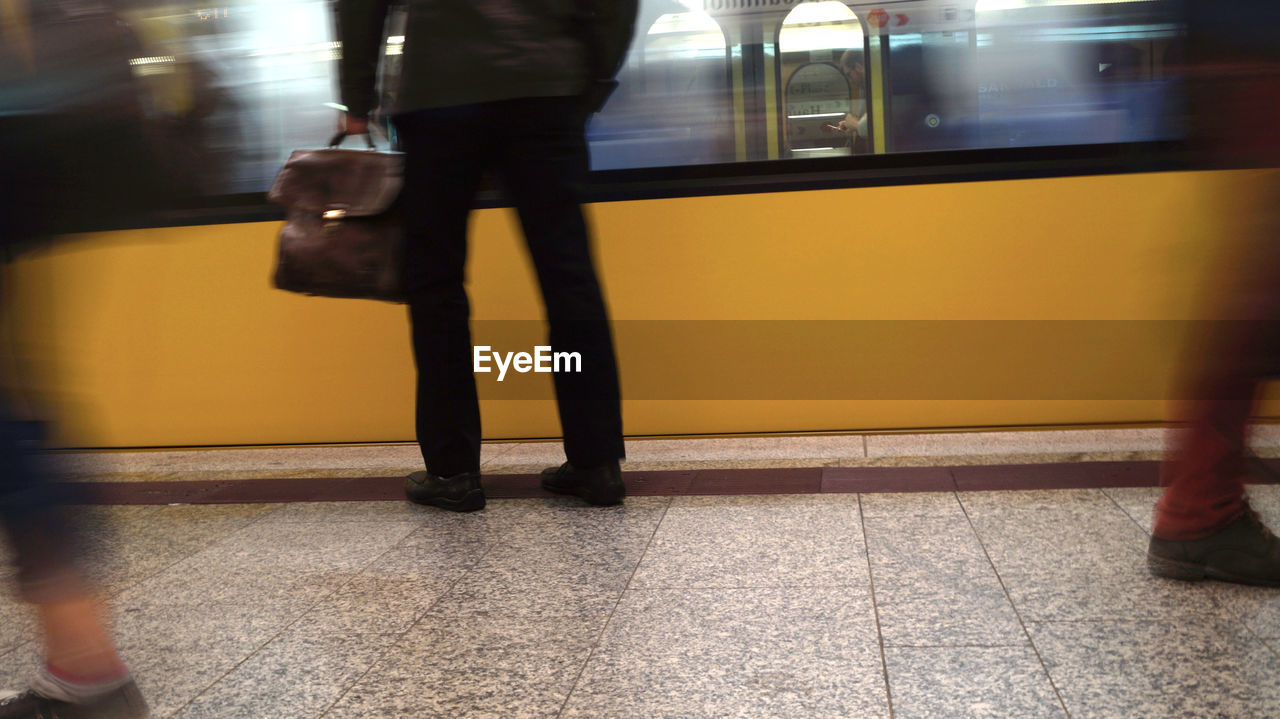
0 169 1272 447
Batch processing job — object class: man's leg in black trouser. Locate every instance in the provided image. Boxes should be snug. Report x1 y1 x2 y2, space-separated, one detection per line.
497 97 625 468
394 107 488 477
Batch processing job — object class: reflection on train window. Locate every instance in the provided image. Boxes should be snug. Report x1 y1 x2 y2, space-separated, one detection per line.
589 6 731 170
973 0 1182 148
117 1 344 195
112 0 1185 198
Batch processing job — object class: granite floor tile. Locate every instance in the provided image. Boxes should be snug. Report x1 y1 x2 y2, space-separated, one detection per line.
477 441 565 470
292 559 475 636
623 436 864 463
0 595 35 657
859 491 964 518
999 564 1227 624
172 629 400 719
560 587 889 719
109 600 303 718
66 504 165 526
1251 424 1280 447
478 442 519 465
396 496 668 547
967 507 1224 622
1240 484 1280 526
0 642 38 693
864 515 1024 646
865 428 1167 459
1100 486 1161 533
55 443 451 476
6 593 316 716
255 500 431 524
965 509 1151 578
482 496 669 546
1267 637 1280 658
74 503 283 594
115 555 358 611
182 520 417 573
1030 619 1280 719
958 488 1123 518
322 615 604 719
631 495 868 589
426 531 652 619
1104 484 1280 537
1208 582 1280 640
292 535 492 634
885 646 1065 719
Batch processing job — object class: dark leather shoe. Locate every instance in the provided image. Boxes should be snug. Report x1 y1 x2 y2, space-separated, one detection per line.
404 471 484 512
1148 508 1280 586
540 461 624 506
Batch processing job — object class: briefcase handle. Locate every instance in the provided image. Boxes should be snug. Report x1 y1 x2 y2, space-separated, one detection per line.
326 131 378 150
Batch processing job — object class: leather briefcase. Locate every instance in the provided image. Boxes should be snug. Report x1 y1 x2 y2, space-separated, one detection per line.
267 132 405 302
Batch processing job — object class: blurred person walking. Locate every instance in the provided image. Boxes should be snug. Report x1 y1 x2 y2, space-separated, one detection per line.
1147 1 1280 586
0 1 152 716
337 0 636 511
0 428 149 719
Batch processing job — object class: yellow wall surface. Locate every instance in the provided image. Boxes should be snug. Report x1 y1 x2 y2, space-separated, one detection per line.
1 169 1274 447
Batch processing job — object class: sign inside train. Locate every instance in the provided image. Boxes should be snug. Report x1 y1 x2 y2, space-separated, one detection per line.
686 0 802 15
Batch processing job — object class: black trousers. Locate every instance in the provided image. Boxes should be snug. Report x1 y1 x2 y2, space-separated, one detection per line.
394 97 624 477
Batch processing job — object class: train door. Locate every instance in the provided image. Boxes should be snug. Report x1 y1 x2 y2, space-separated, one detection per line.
871 0 980 152
778 2 868 158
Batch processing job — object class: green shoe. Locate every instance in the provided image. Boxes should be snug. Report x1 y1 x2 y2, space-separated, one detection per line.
404 471 485 512
540 461 625 506
1148 508 1280 586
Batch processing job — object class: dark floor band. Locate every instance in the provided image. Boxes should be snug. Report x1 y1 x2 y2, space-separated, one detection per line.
62 459 1280 505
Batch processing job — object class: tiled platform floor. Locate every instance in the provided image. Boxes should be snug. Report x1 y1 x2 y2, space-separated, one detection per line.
7 428 1280 718
6 484 1280 718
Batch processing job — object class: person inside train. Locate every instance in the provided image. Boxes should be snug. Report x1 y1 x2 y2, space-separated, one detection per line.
336 0 637 512
836 49 869 154
1146 0 1280 586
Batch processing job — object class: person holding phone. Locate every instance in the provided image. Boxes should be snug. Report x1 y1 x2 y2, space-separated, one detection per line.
829 50 868 153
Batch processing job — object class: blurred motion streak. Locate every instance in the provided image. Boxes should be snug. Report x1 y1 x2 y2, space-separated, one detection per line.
0 0 1191 198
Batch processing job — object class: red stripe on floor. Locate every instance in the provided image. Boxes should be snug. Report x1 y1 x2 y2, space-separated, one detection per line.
63 461 1172 504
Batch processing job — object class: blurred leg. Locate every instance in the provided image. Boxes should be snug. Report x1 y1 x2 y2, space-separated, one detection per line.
0 419 129 691
1154 175 1280 540
1152 2 1280 543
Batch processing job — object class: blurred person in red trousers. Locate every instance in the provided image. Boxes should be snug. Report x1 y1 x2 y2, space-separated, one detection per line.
1147 0 1280 586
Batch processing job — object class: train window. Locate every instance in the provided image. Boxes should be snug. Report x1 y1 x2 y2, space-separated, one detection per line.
116 1 346 196
588 7 732 170
102 0 1185 209
973 0 1183 148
